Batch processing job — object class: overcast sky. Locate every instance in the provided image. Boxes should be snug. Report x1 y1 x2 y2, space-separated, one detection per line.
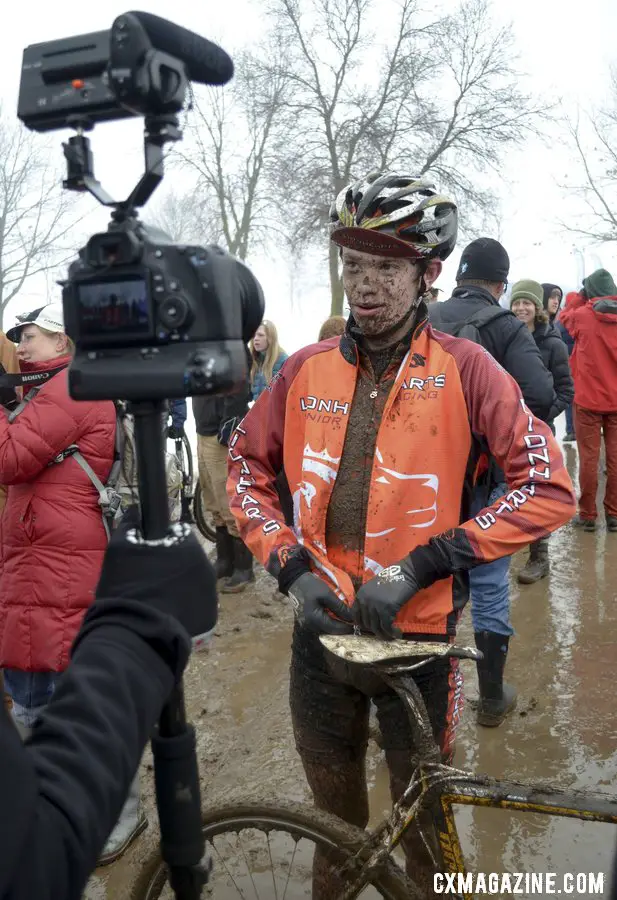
2 0 617 352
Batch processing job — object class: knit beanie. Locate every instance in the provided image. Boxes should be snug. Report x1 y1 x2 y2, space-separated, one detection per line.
456 238 510 283
582 268 617 300
510 279 544 313
541 283 563 311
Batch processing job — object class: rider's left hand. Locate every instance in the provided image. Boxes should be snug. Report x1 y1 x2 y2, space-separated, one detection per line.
353 556 421 640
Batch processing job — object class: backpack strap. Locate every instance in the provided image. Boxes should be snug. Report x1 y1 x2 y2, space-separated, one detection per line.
69 449 122 541
465 305 513 330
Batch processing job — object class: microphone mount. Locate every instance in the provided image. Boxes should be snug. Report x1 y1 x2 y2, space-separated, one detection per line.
62 112 182 218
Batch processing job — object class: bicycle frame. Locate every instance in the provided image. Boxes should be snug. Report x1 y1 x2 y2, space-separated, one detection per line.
333 657 617 900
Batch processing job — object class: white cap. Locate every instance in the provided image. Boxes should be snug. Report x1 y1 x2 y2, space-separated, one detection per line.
7 302 65 343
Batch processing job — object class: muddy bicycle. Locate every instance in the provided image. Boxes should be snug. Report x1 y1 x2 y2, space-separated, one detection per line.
129 635 617 899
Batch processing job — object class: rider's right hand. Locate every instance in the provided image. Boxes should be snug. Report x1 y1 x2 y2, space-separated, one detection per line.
287 572 354 635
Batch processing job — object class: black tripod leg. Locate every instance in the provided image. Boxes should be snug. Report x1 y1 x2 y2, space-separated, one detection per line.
132 402 207 900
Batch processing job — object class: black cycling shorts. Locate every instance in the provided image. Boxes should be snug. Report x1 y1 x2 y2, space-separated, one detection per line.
289 624 463 764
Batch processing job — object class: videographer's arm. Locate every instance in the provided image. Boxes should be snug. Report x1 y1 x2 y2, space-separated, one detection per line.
0 523 216 900
0 604 187 900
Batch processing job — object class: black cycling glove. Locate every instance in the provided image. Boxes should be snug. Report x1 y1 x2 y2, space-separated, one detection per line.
288 572 354 635
353 556 421 640
167 424 183 440
95 520 218 644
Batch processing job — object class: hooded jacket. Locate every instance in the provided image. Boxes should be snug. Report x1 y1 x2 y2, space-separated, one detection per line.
532 323 574 422
560 291 617 413
541 283 563 323
227 312 575 636
0 358 116 672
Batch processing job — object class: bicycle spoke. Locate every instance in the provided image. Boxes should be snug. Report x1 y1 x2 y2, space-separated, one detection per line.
212 836 249 899
266 832 279 900
281 836 299 900
234 830 262 900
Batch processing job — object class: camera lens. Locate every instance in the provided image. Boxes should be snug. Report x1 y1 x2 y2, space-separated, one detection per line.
159 295 192 331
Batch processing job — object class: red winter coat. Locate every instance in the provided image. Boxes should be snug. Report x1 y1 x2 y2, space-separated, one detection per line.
560 291 617 413
0 357 116 672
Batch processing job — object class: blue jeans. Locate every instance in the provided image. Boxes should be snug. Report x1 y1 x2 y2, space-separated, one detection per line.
469 483 513 637
3 669 60 729
565 404 575 436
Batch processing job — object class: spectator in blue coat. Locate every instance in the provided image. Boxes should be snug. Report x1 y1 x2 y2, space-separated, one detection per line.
249 320 288 401
167 399 187 439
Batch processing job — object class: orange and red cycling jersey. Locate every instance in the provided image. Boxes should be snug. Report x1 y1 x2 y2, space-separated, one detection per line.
227 321 575 635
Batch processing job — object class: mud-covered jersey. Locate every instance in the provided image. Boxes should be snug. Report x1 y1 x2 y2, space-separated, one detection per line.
226 321 575 636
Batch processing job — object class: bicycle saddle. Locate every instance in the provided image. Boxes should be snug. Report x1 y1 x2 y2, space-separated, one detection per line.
320 634 482 665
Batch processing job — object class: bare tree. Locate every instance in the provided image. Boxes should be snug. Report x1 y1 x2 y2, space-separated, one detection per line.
267 0 543 313
560 74 617 244
178 45 290 262
144 185 220 245
0 109 79 328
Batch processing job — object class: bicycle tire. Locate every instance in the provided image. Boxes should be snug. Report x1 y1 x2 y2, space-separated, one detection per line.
129 798 416 900
193 478 217 543
180 431 194 488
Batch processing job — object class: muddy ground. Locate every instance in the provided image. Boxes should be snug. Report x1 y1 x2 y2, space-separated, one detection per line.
86 437 617 898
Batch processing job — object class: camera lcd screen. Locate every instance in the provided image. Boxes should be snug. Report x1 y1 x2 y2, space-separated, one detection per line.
76 279 152 338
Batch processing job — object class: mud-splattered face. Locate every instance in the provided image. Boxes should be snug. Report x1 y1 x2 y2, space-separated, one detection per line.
342 247 438 337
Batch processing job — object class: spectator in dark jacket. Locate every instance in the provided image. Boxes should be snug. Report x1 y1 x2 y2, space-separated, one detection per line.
543 282 576 441
431 240 555 421
511 279 574 583
429 238 556 728
542 282 563 323
193 386 252 591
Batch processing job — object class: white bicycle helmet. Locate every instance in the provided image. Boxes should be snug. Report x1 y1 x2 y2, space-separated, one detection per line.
330 172 458 261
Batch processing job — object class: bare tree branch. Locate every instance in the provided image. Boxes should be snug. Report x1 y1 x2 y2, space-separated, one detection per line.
0 108 81 327
266 0 544 313
560 86 617 245
176 42 290 262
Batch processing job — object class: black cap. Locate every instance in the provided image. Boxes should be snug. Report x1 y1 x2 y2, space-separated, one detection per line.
456 238 510 283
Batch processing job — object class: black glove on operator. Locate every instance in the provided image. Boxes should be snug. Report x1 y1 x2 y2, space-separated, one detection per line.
288 573 354 635
94 520 218 651
167 424 183 440
353 557 421 640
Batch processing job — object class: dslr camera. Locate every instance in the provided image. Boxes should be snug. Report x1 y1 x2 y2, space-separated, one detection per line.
17 11 264 401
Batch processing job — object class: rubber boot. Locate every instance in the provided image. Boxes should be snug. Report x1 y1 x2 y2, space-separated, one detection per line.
220 536 255 593
98 774 148 866
474 631 518 728
573 515 596 532
517 538 549 585
214 526 235 580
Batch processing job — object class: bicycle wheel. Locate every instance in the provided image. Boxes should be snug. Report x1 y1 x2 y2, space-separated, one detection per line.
176 431 194 489
193 478 217 543
130 798 415 900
